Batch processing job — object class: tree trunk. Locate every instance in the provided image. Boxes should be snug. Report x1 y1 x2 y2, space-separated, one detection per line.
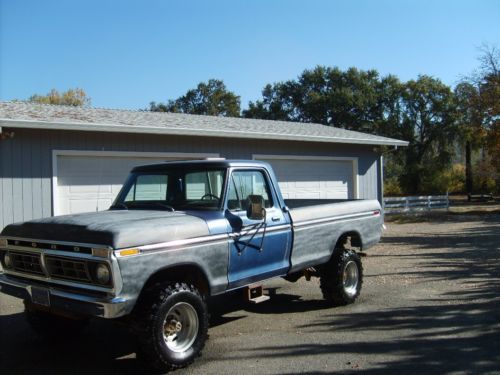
465 141 473 197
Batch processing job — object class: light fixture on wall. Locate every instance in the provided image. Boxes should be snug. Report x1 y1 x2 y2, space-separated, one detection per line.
0 128 15 140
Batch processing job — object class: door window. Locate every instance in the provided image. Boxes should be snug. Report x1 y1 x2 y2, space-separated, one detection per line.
227 170 273 211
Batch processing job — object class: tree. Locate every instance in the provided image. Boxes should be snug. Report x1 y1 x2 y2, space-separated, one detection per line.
478 46 500 192
456 44 500 193
150 79 240 117
244 66 385 134
454 82 485 194
29 88 90 106
245 67 464 194
398 76 458 194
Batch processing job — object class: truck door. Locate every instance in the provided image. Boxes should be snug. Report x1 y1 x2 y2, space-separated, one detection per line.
225 169 291 289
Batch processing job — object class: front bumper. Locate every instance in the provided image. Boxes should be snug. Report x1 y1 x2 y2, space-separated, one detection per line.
0 274 131 318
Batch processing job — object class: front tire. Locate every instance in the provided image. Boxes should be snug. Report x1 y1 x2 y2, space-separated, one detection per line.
320 249 363 306
134 282 208 372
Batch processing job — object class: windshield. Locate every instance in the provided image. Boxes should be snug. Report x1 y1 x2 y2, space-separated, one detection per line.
112 167 226 211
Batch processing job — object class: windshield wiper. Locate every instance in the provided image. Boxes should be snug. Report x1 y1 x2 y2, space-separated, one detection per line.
149 202 175 212
110 202 128 210
125 202 175 212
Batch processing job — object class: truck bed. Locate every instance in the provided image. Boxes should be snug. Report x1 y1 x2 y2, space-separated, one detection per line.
285 198 383 273
284 199 355 209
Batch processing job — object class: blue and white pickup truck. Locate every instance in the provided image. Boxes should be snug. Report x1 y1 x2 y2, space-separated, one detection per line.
0 159 383 371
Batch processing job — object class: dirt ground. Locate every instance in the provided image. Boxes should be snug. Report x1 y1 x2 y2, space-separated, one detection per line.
0 211 499 374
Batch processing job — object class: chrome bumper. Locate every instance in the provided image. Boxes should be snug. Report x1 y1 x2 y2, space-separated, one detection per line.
0 274 132 318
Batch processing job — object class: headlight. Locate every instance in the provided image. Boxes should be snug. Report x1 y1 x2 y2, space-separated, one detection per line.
95 263 111 285
3 252 13 269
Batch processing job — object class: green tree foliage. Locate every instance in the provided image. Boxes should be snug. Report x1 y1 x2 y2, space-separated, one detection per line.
29 88 90 107
479 48 500 192
454 82 485 193
246 66 461 194
244 66 387 134
398 76 458 194
150 79 240 117
456 45 500 193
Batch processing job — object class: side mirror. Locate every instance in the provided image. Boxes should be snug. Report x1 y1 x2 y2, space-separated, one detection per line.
246 195 266 221
225 209 243 232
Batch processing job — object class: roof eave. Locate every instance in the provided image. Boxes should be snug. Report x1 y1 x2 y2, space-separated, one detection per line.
0 118 409 147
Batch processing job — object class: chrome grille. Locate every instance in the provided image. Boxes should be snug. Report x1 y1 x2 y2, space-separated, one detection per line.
45 256 92 283
10 252 44 275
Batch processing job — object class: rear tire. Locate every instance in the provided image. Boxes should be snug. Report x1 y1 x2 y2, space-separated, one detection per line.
134 282 208 372
320 248 363 306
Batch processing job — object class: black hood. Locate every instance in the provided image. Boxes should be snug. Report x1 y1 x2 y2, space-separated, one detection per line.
1 210 210 249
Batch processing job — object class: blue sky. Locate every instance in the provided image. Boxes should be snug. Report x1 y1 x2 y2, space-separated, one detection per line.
1 0 499 110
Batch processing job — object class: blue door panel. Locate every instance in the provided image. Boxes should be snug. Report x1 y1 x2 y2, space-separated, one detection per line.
228 229 291 284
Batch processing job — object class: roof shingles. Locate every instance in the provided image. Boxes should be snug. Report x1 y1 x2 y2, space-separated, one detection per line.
0 101 408 146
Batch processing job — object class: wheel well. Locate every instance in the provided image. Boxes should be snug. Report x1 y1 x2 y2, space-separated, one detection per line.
141 264 211 297
335 231 362 250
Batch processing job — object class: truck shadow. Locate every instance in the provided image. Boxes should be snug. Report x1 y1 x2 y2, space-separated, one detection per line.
230 215 500 374
0 311 141 374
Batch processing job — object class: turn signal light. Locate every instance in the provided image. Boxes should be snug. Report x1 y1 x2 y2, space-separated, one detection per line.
118 248 140 257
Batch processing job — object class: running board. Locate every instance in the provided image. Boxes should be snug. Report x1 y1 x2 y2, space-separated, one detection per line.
246 284 270 304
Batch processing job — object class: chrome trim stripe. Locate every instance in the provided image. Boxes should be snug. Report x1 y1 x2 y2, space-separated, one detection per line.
117 224 292 256
293 211 379 228
229 224 291 238
124 239 230 258
134 233 229 253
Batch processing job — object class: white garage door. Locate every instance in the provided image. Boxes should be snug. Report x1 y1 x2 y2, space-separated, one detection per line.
54 153 214 215
256 158 356 200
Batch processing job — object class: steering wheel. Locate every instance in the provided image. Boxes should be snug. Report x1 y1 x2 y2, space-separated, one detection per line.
201 193 220 201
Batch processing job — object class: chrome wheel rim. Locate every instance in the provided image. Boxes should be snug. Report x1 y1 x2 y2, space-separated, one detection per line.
163 302 199 353
343 261 359 297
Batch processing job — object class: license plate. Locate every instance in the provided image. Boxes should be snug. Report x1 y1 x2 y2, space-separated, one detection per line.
31 287 50 307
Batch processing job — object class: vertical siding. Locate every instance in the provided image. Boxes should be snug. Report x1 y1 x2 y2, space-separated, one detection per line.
21 130 33 221
41 133 52 217
0 140 3 230
12 132 23 223
1 138 13 226
0 128 381 230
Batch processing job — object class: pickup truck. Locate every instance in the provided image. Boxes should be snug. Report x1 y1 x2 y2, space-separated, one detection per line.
0 159 383 371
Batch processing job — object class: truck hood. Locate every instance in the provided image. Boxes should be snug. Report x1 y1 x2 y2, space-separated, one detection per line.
0 210 210 249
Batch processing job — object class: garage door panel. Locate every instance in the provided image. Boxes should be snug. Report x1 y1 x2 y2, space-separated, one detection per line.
56 155 189 215
257 158 354 200
68 198 113 214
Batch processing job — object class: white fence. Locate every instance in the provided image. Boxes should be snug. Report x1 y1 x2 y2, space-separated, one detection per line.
383 194 449 214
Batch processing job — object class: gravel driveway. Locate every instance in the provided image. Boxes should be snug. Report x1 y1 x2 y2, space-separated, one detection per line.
1 213 499 374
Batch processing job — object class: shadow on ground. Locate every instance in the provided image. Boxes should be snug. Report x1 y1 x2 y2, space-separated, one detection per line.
235 214 500 374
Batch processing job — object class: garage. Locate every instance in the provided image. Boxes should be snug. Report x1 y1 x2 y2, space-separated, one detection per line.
0 102 407 229
53 151 218 215
254 156 358 200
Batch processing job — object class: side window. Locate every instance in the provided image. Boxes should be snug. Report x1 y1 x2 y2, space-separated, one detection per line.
227 170 273 211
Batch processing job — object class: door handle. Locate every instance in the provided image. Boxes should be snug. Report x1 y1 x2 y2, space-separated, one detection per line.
271 216 281 222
